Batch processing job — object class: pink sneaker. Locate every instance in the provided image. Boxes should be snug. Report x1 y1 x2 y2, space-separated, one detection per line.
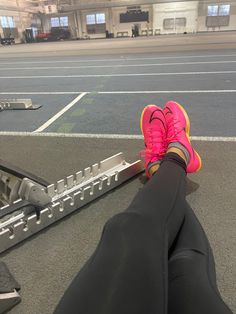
163 101 202 173
140 105 167 178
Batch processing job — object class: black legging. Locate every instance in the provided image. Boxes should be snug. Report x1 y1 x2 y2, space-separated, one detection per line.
55 154 233 314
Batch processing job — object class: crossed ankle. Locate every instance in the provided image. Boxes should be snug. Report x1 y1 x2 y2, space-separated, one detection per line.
148 161 160 176
161 152 187 172
167 143 189 165
148 149 187 177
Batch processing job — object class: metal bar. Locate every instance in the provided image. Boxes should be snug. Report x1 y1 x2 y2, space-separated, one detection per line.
0 153 143 254
0 99 41 111
0 290 21 313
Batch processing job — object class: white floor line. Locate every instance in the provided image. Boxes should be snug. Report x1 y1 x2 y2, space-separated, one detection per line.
33 93 87 133
0 53 236 65
0 132 235 142
1 90 236 95
1 60 236 71
1 70 236 79
0 91 81 95
98 90 236 94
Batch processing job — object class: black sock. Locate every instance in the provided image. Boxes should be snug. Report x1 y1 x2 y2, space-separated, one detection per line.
160 152 187 173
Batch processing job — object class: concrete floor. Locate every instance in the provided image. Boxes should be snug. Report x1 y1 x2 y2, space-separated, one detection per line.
0 33 235 313
0 136 235 314
1 31 236 57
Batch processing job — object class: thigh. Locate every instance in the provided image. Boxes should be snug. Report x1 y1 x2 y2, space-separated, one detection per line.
55 212 167 314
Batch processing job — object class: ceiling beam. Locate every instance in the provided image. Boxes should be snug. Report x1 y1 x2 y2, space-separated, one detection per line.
0 5 35 13
59 0 202 12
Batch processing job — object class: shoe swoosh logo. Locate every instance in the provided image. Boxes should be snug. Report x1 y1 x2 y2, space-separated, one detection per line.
149 116 167 131
165 106 173 116
149 109 165 122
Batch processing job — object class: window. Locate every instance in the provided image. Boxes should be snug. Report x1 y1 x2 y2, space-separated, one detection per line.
208 4 230 16
86 14 96 25
0 16 15 28
175 18 187 28
59 16 69 26
51 17 60 27
163 18 175 30
8 17 15 28
219 4 230 16
86 13 106 34
208 5 218 16
163 18 186 30
86 13 106 25
50 16 68 27
96 13 106 24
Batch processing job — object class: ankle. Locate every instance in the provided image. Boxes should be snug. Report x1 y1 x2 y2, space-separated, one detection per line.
148 164 160 176
167 147 187 164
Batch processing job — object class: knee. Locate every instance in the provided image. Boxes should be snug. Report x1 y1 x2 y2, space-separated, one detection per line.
105 212 140 234
104 212 155 242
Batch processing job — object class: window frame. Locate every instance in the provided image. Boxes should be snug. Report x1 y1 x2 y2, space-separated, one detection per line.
95 13 106 24
219 4 230 16
50 16 69 28
0 16 15 28
86 13 106 34
86 14 96 25
207 4 230 17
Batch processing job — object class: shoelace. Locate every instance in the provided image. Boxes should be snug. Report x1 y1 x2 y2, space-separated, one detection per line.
140 126 166 161
166 117 183 142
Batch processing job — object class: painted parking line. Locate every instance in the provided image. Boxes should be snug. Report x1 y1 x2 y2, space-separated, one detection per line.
0 132 236 142
1 90 236 95
33 93 87 133
0 53 236 65
1 60 236 71
0 70 236 79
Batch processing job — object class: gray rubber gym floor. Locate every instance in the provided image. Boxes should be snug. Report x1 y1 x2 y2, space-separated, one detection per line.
0 34 235 313
0 136 235 314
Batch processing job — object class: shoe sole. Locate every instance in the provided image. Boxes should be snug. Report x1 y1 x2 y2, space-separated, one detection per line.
175 101 202 172
140 104 157 136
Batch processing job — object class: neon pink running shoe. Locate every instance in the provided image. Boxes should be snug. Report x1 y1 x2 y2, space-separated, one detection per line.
140 105 167 178
163 101 202 173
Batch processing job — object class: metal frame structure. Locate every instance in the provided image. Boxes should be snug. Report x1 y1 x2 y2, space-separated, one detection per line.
0 99 41 111
0 153 143 254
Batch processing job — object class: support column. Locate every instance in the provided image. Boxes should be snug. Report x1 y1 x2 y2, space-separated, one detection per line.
78 10 84 37
73 11 79 38
108 8 114 34
0 25 4 39
16 0 25 42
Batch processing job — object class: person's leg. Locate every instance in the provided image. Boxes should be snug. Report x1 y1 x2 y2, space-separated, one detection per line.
55 102 203 314
168 206 233 314
54 153 187 314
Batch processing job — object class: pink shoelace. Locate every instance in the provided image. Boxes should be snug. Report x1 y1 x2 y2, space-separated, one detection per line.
166 117 183 142
140 127 166 163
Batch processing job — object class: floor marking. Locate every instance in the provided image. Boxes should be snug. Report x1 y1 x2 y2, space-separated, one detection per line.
0 132 236 142
1 90 236 95
1 60 236 71
0 91 81 95
33 93 87 133
0 53 236 65
98 90 236 94
0 71 236 79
